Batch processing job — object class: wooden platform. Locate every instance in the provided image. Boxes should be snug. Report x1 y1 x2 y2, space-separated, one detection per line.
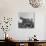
1 39 46 46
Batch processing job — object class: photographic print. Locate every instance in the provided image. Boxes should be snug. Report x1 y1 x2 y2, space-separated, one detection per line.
18 12 35 29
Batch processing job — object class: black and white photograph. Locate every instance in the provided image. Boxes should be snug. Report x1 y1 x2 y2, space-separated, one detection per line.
18 12 35 28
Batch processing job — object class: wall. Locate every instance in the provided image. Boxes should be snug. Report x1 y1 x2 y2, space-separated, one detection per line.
44 15 46 40
0 0 46 40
